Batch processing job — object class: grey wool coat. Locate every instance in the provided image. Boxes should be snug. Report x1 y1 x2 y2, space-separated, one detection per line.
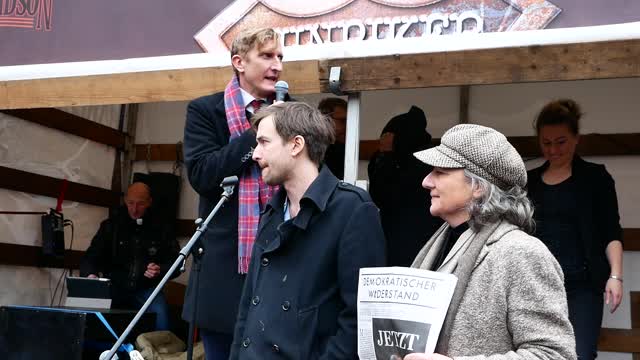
412 220 577 360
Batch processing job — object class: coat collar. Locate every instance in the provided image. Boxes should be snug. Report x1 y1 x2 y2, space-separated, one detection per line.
533 155 587 177
263 165 338 230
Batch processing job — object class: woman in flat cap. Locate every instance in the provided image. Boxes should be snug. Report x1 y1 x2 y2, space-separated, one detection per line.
404 124 576 360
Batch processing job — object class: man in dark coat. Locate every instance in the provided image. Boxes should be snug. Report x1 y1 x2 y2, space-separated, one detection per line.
229 102 386 360
319 97 347 179
80 182 179 331
368 106 443 266
181 27 284 359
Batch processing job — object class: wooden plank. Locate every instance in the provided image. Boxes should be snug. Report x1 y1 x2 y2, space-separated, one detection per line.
0 242 83 269
459 85 470 124
320 39 640 92
632 291 640 329
598 328 640 353
137 141 381 162
135 133 640 163
0 166 120 208
0 60 322 109
3 39 639 109
1 108 126 149
624 229 640 252
176 219 197 238
512 133 640 158
134 144 183 162
164 281 187 306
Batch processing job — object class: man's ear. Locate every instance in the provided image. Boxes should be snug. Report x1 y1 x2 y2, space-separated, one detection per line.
231 54 244 73
290 135 306 157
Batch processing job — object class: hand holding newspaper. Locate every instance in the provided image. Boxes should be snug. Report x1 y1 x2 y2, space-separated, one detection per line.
357 267 457 360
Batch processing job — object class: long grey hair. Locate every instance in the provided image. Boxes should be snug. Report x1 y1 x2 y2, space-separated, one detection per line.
464 170 535 234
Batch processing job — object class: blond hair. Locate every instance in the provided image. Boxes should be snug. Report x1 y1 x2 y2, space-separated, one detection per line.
231 28 280 58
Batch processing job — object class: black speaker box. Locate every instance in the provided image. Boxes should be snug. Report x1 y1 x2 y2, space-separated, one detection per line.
0 306 155 360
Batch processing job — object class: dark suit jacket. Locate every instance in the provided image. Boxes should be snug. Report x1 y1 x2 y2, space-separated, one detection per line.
80 207 179 305
181 91 257 333
230 166 386 360
527 156 622 291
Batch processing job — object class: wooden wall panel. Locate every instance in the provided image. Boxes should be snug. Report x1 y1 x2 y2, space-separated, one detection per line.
598 328 640 352
320 39 640 92
134 133 640 163
1 108 126 149
0 166 120 208
0 61 322 109
0 243 83 269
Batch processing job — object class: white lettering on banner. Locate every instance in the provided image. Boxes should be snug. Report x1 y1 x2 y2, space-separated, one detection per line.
276 11 483 46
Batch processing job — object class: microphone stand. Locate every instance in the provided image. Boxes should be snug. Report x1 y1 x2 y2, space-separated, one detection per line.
102 177 238 360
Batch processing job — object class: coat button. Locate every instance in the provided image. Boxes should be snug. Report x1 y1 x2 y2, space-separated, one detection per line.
261 257 270 267
281 301 290 311
272 344 280 353
242 338 251 348
251 296 260 306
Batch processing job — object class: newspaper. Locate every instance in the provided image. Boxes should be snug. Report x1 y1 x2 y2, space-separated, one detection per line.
357 267 458 360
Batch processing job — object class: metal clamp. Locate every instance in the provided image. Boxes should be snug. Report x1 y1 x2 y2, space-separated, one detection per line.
329 66 344 96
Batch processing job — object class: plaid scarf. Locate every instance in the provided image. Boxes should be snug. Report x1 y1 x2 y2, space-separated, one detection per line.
224 76 278 274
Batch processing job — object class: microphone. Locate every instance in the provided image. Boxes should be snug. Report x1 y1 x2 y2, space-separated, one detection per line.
136 218 143 226
220 176 239 188
274 80 289 102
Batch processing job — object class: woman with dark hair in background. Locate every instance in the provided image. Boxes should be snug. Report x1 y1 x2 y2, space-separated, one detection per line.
527 99 624 360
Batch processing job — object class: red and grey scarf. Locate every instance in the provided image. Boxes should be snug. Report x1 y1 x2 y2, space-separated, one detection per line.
224 76 278 274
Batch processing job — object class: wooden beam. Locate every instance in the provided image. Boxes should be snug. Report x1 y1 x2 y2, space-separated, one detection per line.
320 39 640 92
134 133 640 163
632 291 640 329
0 166 120 208
459 85 470 124
598 328 640 353
134 144 183 162
1 108 126 149
0 242 83 269
625 229 640 252
512 133 640 158
176 219 197 238
0 60 322 109
3 39 639 109
122 104 138 188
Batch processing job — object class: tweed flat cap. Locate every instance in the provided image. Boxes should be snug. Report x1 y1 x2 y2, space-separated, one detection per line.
413 124 526 189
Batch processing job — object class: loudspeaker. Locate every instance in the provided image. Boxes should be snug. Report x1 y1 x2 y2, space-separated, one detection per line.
0 306 155 360
0 306 84 359
41 209 65 258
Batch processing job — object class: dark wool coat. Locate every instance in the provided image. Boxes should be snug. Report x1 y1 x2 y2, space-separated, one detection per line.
181 91 257 333
230 167 386 360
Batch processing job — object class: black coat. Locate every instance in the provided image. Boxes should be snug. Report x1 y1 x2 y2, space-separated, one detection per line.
527 156 623 292
230 167 386 360
368 106 443 266
181 91 258 333
79 208 179 305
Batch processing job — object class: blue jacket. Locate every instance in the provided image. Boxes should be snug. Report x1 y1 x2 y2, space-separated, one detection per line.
230 166 386 360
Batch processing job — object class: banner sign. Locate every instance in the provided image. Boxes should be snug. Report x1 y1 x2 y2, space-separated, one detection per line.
0 0 638 66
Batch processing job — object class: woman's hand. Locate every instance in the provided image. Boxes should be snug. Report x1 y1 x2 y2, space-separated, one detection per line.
404 353 453 360
605 277 623 313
